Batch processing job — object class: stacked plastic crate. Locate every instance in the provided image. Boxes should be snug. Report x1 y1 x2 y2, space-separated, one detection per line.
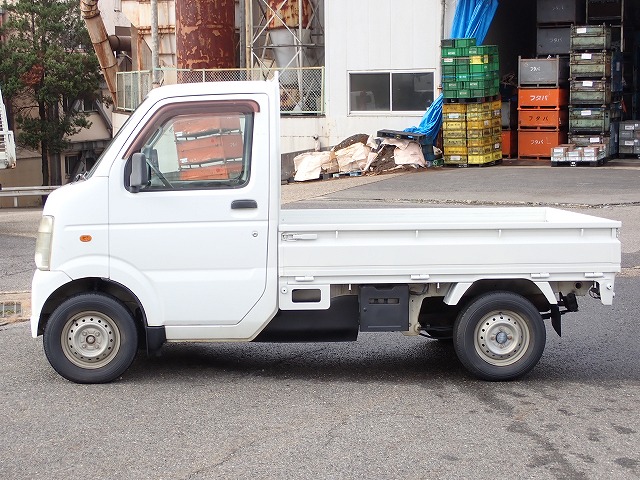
441 39 502 167
563 25 622 166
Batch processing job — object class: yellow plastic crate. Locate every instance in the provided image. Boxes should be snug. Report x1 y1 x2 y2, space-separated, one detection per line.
444 145 468 155
443 112 466 121
442 120 466 130
468 145 493 155
466 110 492 120
492 150 503 161
467 127 492 138
467 102 492 113
443 103 467 114
491 98 502 110
444 154 468 165
467 152 494 164
467 119 492 129
443 130 467 139
443 137 468 147
467 137 493 147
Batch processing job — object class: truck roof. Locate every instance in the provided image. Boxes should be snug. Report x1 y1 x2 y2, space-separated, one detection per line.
145 80 278 102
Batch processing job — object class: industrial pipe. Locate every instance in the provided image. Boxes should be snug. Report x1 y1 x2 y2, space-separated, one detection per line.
108 35 132 53
80 0 118 103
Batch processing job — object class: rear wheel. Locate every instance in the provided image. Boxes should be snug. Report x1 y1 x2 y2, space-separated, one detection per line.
453 291 546 381
43 293 138 384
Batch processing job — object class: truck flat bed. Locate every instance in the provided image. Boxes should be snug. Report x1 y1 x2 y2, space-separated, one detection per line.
279 207 620 299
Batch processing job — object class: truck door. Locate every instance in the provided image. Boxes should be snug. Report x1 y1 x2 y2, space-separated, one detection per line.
108 95 272 327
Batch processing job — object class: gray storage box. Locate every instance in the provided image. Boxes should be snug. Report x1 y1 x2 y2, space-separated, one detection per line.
570 80 612 105
618 139 639 155
537 27 571 55
569 106 611 133
569 52 612 79
519 56 569 87
537 0 585 24
570 25 611 51
619 130 635 140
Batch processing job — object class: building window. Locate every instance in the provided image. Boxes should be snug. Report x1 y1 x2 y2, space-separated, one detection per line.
64 155 80 179
349 71 435 113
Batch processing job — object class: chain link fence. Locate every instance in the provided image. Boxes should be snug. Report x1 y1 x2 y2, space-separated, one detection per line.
116 67 324 115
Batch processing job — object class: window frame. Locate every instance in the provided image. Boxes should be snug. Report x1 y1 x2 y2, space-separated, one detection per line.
124 100 259 193
348 69 436 115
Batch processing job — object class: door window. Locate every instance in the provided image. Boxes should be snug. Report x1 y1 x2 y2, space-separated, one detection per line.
136 110 253 190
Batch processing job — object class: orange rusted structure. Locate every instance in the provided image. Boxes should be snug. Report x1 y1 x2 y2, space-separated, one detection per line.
267 0 311 29
175 0 236 70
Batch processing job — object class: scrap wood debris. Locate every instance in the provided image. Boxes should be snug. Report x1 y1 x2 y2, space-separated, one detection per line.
292 133 442 182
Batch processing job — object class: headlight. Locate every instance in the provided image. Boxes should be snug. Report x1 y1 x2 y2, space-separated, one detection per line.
35 216 54 271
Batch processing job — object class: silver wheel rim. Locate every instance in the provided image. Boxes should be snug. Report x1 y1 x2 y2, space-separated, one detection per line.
474 309 530 366
61 311 121 369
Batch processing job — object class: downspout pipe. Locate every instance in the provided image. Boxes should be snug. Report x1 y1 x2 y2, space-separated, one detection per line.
80 0 118 104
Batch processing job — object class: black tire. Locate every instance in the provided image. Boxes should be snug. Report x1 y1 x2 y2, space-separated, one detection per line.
453 291 546 381
43 293 138 384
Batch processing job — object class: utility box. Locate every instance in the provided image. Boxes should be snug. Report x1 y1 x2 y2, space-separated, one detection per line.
359 285 409 332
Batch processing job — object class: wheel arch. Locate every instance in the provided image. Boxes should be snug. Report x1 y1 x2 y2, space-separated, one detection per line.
36 278 149 347
445 279 556 312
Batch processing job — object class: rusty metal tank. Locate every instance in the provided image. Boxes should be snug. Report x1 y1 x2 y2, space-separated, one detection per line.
268 0 311 29
175 0 236 70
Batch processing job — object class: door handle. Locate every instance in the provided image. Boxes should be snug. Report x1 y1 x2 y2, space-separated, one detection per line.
231 199 258 209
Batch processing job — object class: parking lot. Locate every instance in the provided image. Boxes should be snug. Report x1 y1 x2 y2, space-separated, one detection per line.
1 165 639 479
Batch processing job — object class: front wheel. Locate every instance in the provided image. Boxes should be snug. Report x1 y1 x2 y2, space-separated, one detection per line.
453 291 546 381
43 293 138 384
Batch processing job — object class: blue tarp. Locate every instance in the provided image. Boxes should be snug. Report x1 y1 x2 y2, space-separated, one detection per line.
405 0 498 140
451 0 498 45
404 94 443 143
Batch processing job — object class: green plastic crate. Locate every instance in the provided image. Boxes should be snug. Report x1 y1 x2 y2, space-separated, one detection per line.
468 45 499 56
442 46 469 57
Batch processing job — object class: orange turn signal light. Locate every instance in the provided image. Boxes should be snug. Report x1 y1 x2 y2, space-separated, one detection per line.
79 235 92 243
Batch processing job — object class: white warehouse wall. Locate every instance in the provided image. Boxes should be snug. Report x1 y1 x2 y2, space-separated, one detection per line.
281 0 448 153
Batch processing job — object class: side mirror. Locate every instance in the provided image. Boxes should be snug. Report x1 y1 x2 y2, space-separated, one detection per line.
130 152 150 192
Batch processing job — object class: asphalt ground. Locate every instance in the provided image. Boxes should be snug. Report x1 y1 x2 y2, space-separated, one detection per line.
1 163 640 479
2 162 640 318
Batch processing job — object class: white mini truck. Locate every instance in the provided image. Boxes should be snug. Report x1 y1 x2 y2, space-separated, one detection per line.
31 80 621 383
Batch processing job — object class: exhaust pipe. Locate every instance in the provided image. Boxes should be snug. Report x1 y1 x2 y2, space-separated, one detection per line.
80 0 118 104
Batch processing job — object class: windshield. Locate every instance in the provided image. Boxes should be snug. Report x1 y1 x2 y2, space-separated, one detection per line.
83 113 136 180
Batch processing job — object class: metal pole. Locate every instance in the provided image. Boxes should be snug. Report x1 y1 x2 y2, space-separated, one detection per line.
245 0 252 72
239 0 246 68
151 0 160 87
